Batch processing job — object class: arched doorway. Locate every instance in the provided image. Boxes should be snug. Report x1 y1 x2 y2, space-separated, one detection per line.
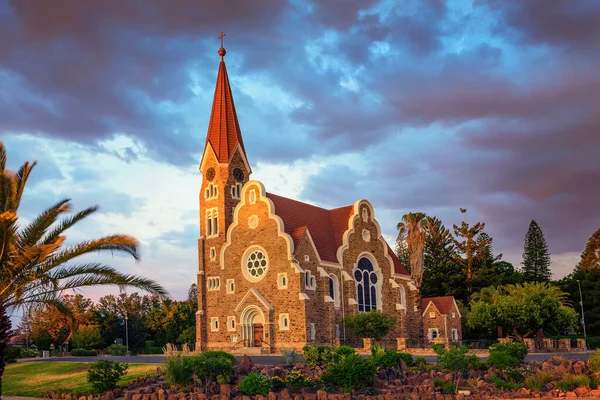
240 306 265 347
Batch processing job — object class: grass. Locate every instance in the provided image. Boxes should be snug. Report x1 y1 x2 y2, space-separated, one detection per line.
3 362 159 397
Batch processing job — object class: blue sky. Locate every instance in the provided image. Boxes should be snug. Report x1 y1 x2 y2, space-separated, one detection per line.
2 0 599 302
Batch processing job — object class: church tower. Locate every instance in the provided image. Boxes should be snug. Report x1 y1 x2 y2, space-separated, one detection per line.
197 39 251 350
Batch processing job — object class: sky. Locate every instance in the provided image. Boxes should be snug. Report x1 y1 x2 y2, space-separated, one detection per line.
2 0 599 305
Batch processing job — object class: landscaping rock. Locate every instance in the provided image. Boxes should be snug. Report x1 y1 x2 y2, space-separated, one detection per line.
237 355 254 375
566 391 577 398
573 387 589 397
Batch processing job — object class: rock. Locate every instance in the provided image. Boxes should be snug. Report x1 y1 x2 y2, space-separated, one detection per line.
278 389 292 400
220 385 231 397
261 367 275 377
237 355 254 375
268 393 277 400
435 394 444 400
167 395 178 400
316 391 327 400
573 387 589 397
158 390 167 400
572 361 586 375
400 359 408 374
377 371 388 381
303 394 316 400
591 389 600 397
457 390 470 396
565 392 577 398
133 395 143 400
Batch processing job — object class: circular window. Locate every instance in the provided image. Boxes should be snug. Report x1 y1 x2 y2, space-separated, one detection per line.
242 247 269 282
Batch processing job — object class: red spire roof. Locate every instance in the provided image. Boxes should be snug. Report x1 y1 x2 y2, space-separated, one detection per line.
203 47 247 165
421 296 456 315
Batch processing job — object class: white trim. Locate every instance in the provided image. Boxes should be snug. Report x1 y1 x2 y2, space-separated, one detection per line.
341 271 353 281
211 317 219 332
299 293 310 300
422 301 437 317
324 295 334 303
317 267 329 277
226 278 235 294
241 245 269 283
452 298 463 318
234 288 274 313
220 181 295 270
227 316 236 332
389 279 400 288
279 313 290 331
277 272 288 289
207 276 221 291
348 298 357 305
199 142 252 174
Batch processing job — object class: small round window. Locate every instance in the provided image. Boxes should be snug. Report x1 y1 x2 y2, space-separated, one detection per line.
242 247 269 282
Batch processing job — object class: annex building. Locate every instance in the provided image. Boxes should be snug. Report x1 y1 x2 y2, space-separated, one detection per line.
195 45 461 353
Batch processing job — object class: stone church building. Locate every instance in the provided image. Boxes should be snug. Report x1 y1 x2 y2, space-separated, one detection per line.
195 45 460 353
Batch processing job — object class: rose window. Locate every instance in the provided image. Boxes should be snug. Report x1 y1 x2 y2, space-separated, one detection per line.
246 250 268 278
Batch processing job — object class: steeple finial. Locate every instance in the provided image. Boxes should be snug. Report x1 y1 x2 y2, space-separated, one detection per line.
218 32 226 60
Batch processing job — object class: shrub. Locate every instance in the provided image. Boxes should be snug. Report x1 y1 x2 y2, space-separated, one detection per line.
488 342 527 366
71 348 98 356
525 376 545 393
303 345 332 367
555 374 590 391
432 343 446 355
490 375 522 390
72 324 104 349
333 345 355 360
107 344 127 356
240 373 272 396
487 351 516 370
87 360 128 393
4 346 20 363
322 353 376 393
371 343 385 357
414 356 427 368
271 376 286 392
190 351 235 389
280 349 299 366
164 356 194 387
398 352 413 366
588 349 600 374
285 370 312 392
19 347 39 358
144 341 164 355
433 377 456 394
343 311 395 340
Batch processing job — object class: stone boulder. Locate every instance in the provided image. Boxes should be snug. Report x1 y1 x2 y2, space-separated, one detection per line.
236 355 254 375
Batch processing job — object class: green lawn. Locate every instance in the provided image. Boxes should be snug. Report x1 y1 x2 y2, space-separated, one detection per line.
3 362 159 397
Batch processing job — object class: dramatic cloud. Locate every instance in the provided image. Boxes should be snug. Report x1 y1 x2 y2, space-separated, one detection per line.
2 0 599 297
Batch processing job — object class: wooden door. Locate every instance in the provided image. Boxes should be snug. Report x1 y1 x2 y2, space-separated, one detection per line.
253 323 263 347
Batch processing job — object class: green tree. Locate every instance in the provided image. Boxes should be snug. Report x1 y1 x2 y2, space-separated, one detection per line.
396 212 427 290
0 141 167 397
420 216 464 299
559 265 600 336
72 324 104 349
145 300 195 346
452 209 493 301
187 283 198 309
522 220 552 282
579 227 600 270
343 310 395 341
468 282 577 343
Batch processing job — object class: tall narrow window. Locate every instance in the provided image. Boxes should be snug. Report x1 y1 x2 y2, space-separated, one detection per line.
399 285 406 310
206 208 218 237
354 257 378 312
329 277 335 299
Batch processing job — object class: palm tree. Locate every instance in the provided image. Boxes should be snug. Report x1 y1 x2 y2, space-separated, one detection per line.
0 141 167 397
396 212 427 290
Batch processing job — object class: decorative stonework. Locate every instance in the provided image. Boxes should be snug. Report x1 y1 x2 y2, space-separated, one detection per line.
362 229 371 242
248 215 258 229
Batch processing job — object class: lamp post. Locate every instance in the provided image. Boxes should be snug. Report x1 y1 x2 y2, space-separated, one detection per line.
124 311 129 355
577 280 587 340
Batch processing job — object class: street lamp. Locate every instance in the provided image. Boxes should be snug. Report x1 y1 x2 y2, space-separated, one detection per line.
124 311 129 355
577 280 587 340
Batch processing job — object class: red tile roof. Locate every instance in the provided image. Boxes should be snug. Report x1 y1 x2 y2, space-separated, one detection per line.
421 296 456 315
266 192 409 276
203 54 247 164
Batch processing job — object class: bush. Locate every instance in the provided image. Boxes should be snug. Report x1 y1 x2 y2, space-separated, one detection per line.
190 351 235 388
487 351 516 370
271 376 286 392
144 341 164 355
414 356 427 368
164 356 194 387
333 345 355 358
398 352 413 366
490 375 522 390
285 370 312 392
4 346 20 363
303 345 332 367
280 349 299 366
555 374 590 391
588 349 600 373
240 373 272 396
322 353 376 393
87 360 128 393
19 347 39 358
107 344 127 356
343 311 395 341
72 325 104 349
432 343 446 355
488 342 527 366
524 371 553 393
371 349 412 368
433 377 456 394
587 336 600 350
71 348 98 356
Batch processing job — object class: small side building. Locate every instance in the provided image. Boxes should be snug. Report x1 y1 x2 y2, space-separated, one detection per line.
421 296 462 345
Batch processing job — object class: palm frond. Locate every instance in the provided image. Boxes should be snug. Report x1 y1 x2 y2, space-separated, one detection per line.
42 206 99 245
13 160 37 211
18 199 71 248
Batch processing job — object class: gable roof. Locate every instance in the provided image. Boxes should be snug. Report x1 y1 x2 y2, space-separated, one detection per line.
266 192 409 276
421 296 456 315
202 48 247 166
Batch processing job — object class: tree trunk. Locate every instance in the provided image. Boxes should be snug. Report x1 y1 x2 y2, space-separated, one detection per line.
0 302 13 400
497 326 503 338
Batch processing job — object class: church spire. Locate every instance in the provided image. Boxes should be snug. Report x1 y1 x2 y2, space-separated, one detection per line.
201 33 248 169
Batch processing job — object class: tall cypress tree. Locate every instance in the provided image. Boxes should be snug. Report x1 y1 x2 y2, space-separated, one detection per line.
522 220 552 282
580 227 600 270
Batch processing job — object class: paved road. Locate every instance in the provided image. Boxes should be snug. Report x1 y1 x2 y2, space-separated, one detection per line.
18 351 592 365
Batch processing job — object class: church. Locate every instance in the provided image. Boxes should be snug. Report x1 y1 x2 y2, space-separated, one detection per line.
195 44 460 353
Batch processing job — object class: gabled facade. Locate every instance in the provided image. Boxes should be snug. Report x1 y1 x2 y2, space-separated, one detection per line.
421 296 463 344
196 45 457 352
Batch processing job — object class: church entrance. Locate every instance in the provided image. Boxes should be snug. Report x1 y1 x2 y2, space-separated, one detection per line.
253 324 263 347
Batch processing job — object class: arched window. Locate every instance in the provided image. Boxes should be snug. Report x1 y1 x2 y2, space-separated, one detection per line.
399 285 406 310
329 277 335 300
354 257 378 312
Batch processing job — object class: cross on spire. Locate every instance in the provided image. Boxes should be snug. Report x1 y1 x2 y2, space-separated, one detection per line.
218 32 226 48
